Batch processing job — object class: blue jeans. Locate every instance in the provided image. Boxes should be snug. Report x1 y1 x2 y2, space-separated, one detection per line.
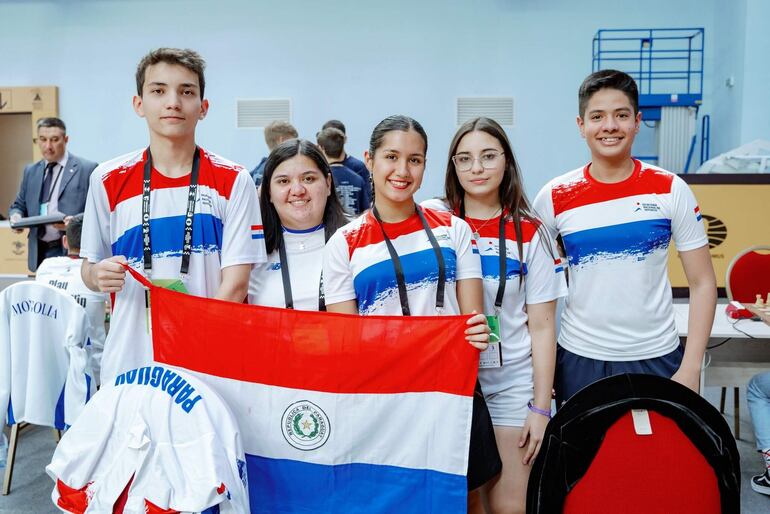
747 371 770 450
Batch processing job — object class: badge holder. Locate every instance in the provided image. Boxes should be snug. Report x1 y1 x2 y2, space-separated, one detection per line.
479 313 503 368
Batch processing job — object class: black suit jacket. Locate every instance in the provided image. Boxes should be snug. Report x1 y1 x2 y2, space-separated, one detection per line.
9 153 98 271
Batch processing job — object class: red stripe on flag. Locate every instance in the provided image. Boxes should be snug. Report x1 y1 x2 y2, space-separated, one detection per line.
149 285 478 396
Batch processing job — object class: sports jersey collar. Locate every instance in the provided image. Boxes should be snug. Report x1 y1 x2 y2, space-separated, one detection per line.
282 223 324 234
583 158 641 187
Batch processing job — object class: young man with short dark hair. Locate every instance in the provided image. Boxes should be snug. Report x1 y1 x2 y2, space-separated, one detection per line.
81 48 266 383
321 119 371 201
533 69 716 404
316 127 370 215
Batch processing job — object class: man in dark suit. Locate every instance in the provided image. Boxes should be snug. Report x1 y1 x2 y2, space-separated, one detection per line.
9 117 98 271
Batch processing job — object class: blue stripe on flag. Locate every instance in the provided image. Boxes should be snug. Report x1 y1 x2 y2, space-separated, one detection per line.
696 214 702 221
112 213 224 262
246 454 466 513
353 247 457 313
562 218 671 267
252 234 264 239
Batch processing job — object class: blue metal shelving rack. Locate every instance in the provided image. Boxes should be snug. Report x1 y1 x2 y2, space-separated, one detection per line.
592 28 704 121
592 28 705 171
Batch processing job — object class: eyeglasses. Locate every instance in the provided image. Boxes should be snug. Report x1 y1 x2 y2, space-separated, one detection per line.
451 151 504 172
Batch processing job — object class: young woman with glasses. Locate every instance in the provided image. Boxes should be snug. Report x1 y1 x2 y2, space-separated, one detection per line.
248 139 348 310
423 117 566 514
323 115 502 512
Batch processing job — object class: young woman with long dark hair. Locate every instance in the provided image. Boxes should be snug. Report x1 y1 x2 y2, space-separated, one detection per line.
323 115 501 512
425 117 566 514
248 138 347 310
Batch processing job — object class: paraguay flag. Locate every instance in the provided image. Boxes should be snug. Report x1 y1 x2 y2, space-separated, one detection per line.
129 268 478 513
694 206 702 222
251 225 264 240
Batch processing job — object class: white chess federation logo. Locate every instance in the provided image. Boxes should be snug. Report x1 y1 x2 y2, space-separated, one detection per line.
282 400 330 451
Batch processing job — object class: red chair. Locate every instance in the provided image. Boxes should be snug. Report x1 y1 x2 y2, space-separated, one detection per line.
726 246 770 303
564 411 721 514
720 246 770 436
527 374 740 514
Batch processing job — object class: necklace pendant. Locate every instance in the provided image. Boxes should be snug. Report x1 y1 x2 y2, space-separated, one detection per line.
473 231 480 240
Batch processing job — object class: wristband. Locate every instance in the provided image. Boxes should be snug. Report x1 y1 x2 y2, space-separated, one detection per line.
527 400 552 419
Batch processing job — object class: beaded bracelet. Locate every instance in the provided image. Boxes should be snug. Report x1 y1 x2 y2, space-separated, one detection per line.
527 400 552 419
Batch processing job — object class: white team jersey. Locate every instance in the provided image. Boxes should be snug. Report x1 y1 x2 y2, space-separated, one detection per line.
323 207 481 316
533 160 708 360
0 282 94 430
422 199 568 394
47 365 249 514
80 148 266 383
36 256 109 385
249 226 325 311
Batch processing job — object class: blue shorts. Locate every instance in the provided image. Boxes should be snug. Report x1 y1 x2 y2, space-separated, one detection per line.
554 344 684 406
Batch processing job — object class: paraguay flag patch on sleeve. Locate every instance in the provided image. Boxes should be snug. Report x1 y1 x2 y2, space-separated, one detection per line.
694 206 702 222
251 225 264 240
554 257 565 273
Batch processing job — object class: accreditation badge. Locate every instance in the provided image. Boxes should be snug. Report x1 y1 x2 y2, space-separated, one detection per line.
151 278 189 294
145 279 190 333
479 314 503 368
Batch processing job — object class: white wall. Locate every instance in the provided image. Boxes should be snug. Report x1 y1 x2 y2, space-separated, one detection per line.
2 0 761 200
739 0 770 145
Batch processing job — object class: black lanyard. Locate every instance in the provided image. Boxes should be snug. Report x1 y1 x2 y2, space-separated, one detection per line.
461 206 508 312
371 205 445 316
277 235 326 311
142 147 201 276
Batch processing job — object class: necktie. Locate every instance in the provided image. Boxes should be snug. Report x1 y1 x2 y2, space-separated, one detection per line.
41 162 56 203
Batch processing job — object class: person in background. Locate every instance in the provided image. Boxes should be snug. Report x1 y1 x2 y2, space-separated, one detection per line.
424 117 566 514
248 139 347 309
532 69 716 405
251 121 298 187
747 370 770 496
323 114 500 513
316 127 370 215
9 117 98 271
36 213 109 385
321 119 371 201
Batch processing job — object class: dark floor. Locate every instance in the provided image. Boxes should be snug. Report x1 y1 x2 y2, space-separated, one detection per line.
0 386 768 513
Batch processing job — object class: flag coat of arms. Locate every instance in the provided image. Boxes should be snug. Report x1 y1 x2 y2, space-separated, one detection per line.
132 268 478 513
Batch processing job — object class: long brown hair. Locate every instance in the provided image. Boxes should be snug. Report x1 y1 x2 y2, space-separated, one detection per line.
444 117 544 280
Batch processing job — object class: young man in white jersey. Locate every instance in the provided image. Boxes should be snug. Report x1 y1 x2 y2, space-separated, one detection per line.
36 214 108 385
80 48 265 383
533 69 716 404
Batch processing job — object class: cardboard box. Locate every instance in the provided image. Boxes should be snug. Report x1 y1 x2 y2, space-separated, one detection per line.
0 221 31 275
